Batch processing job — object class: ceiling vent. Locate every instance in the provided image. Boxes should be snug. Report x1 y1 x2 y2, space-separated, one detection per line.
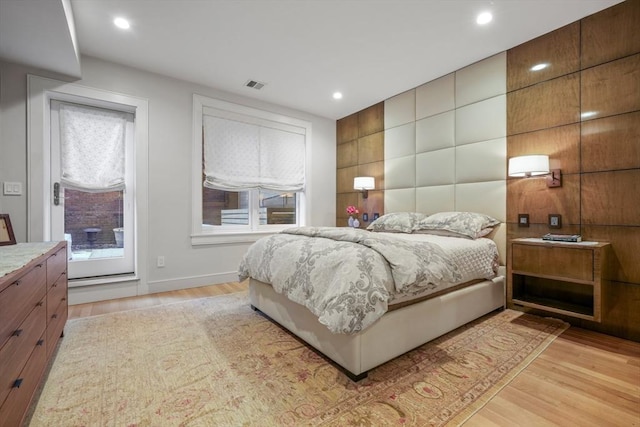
245 80 266 90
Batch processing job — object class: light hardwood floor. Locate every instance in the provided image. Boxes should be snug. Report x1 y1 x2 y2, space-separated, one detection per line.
68 282 640 426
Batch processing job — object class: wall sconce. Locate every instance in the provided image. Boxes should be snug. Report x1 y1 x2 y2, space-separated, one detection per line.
354 176 375 199
508 155 561 188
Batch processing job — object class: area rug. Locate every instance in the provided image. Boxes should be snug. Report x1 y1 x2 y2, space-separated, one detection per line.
28 292 568 426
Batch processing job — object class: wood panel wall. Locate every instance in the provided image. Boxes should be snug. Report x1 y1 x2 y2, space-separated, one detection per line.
506 0 640 341
336 103 385 227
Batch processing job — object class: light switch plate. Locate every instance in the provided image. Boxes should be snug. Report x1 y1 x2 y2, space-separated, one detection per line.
518 214 529 227
3 182 22 196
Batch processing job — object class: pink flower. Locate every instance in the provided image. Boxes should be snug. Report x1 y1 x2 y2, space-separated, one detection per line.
346 205 360 215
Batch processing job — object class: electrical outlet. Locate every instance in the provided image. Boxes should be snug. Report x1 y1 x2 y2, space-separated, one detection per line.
548 214 562 229
157 256 165 267
373 213 380 220
518 214 529 227
362 213 369 222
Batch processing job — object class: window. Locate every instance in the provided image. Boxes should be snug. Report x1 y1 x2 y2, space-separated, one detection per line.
202 189 297 226
192 95 310 244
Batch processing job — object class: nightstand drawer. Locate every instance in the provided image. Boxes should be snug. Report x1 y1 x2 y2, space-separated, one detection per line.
512 244 593 281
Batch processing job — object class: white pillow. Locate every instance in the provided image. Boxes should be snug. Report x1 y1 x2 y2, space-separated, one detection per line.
414 211 501 239
366 212 428 233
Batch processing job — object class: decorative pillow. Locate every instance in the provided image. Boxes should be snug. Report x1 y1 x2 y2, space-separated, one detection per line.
366 212 428 233
414 211 501 239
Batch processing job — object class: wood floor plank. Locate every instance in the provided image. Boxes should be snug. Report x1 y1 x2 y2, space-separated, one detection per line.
68 281 248 319
66 281 640 426
528 358 639 412
465 392 560 427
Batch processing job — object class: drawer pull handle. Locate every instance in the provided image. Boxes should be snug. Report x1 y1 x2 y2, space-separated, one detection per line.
52 283 57 288
52 314 58 319
14 280 21 286
37 339 44 346
61 298 67 302
12 329 23 337
37 263 43 268
13 379 23 388
36 301 44 307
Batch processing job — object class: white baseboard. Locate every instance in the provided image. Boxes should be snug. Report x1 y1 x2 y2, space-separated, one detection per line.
147 271 239 294
68 271 239 305
68 280 139 305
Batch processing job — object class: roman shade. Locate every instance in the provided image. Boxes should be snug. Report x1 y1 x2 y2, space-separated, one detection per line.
59 103 128 192
203 115 305 192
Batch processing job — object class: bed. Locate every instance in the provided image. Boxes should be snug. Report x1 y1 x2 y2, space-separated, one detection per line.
239 211 506 381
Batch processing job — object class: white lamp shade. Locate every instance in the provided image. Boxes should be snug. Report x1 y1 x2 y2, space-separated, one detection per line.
508 155 550 177
354 176 375 190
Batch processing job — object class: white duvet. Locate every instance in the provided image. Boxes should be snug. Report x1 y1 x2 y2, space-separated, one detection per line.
238 227 499 334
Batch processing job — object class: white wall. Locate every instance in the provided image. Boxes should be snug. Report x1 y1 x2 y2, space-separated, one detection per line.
0 56 336 303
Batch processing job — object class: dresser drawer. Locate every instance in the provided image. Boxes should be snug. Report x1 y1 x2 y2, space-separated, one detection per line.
512 244 594 282
46 246 67 285
47 273 68 322
46 299 68 358
0 297 46 406
0 332 47 427
0 263 46 349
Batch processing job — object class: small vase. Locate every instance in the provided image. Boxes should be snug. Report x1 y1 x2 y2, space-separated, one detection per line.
353 218 360 228
348 216 354 227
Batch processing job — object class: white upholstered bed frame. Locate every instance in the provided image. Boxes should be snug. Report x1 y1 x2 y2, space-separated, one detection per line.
249 221 505 380
250 266 505 381
249 224 506 381
250 53 508 379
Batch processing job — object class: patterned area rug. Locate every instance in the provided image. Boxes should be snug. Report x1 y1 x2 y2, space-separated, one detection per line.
29 292 568 426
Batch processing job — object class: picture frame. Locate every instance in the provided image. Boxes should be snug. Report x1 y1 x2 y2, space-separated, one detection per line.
0 214 17 246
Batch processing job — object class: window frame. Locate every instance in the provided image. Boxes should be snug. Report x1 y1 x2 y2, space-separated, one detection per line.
191 94 310 245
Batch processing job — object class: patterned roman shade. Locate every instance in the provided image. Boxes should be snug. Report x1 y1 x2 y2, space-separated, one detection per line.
203 114 305 192
59 103 129 192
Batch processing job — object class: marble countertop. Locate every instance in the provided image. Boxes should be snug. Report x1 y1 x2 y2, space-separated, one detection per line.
0 242 62 278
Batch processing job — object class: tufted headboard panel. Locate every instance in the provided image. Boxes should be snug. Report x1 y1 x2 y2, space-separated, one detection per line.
383 53 507 264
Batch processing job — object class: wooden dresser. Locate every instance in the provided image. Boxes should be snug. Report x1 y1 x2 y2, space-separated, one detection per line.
0 241 68 427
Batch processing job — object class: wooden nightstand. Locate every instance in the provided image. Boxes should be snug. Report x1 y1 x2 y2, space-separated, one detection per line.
507 238 611 322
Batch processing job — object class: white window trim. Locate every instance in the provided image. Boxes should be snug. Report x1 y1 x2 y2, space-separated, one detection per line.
191 94 311 246
27 75 149 290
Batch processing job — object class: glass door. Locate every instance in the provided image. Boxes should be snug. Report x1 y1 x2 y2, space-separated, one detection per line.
50 100 135 279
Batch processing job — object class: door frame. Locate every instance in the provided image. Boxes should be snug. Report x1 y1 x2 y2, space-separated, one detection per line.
27 75 149 290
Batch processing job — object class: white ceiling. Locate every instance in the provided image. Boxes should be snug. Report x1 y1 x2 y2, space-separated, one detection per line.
1 0 623 120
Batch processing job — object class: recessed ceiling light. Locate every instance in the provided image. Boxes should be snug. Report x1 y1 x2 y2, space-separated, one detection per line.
476 11 493 25
114 17 130 30
333 92 343 100
531 63 549 71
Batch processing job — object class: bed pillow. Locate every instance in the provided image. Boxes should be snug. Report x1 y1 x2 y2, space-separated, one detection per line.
414 211 501 239
366 212 428 233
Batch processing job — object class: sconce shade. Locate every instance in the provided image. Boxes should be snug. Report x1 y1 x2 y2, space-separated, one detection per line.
354 176 374 199
508 155 550 177
353 176 375 190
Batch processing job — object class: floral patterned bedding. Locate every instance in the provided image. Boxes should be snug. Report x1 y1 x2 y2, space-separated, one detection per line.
238 226 498 334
